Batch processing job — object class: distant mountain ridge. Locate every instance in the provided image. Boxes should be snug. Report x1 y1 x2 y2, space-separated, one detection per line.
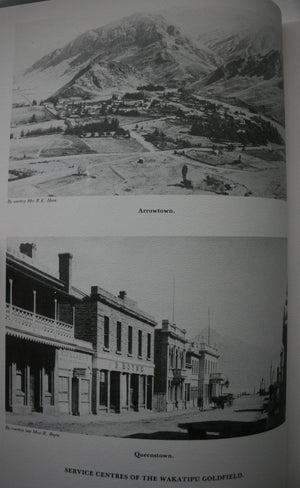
203 50 282 86
23 13 218 100
199 26 281 60
17 12 284 121
195 27 284 122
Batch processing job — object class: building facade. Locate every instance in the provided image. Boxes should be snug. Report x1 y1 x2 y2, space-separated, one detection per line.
198 341 225 407
154 320 189 411
5 243 226 418
5 245 94 415
154 321 226 411
6 244 157 417
185 343 200 409
61 287 157 415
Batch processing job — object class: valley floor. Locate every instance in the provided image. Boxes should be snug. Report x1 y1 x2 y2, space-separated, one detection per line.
8 145 286 199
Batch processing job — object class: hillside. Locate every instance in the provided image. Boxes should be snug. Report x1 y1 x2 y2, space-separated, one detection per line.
15 13 284 123
19 13 218 101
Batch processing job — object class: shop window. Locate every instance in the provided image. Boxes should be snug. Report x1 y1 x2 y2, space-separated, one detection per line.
100 371 107 406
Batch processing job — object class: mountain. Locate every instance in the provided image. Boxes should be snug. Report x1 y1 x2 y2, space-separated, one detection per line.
199 26 281 61
194 328 281 395
192 27 284 123
19 13 219 101
202 50 282 85
15 14 284 124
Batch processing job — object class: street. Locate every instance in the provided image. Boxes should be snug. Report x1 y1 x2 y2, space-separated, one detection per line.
6 394 267 440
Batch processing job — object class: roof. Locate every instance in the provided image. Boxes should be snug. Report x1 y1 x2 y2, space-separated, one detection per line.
7 248 87 300
89 286 157 327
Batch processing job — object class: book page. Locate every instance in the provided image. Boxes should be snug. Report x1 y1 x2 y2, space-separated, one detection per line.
0 1 288 487
283 19 300 488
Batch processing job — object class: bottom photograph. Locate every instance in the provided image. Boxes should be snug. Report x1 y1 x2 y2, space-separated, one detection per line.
5 236 287 440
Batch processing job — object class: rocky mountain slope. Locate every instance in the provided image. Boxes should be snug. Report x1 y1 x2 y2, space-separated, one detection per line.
17 13 284 122
22 13 219 100
193 27 284 122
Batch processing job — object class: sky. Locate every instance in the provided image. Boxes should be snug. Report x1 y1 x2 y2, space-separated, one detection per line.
8 236 287 359
12 0 281 76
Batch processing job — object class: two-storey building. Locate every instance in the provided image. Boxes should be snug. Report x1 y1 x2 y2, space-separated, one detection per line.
154 323 226 411
185 342 200 409
154 320 189 411
198 341 225 407
5 244 94 416
6 243 157 418
61 287 157 414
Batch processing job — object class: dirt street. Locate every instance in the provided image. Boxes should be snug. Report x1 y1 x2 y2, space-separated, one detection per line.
6 395 266 440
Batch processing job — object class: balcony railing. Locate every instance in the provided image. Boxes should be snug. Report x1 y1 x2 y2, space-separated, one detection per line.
210 372 226 383
198 342 219 356
6 303 74 341
172 368 187 383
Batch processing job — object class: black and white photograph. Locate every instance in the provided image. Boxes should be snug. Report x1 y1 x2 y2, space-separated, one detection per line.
8 0 286 199
5 237 287 440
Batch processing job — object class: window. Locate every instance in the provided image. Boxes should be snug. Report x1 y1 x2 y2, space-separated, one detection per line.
117 321 122 352
100 371 107 406
181 351 185 368
128 326 133 355
147 333 151 359
16 363 25 393
44 368 53 395
170 347 174 368
104 316 109 349
185 383 191 402
138 330 142 357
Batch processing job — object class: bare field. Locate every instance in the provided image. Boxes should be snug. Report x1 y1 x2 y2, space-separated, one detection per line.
10 132 148 163
10 134 95 160
10 135 54 160
8 100 286 199
8 149 286 199
83 136 147 153
11 106 53 126
153 118 209 145
186 147 285 170
10 119 66 139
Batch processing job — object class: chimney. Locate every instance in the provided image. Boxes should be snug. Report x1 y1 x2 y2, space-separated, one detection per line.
119 290 127 300
58 253 73 294
19 242 36 259
91 286 100 298
162 319 170 330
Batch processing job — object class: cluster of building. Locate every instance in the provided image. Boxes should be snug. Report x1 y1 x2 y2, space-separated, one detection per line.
43 90 177 121
5 243 226 416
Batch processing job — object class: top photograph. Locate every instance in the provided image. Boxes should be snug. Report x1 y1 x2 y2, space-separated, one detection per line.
8 0 286 199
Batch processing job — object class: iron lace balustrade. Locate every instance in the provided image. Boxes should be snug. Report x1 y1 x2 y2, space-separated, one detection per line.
6 303 74 341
